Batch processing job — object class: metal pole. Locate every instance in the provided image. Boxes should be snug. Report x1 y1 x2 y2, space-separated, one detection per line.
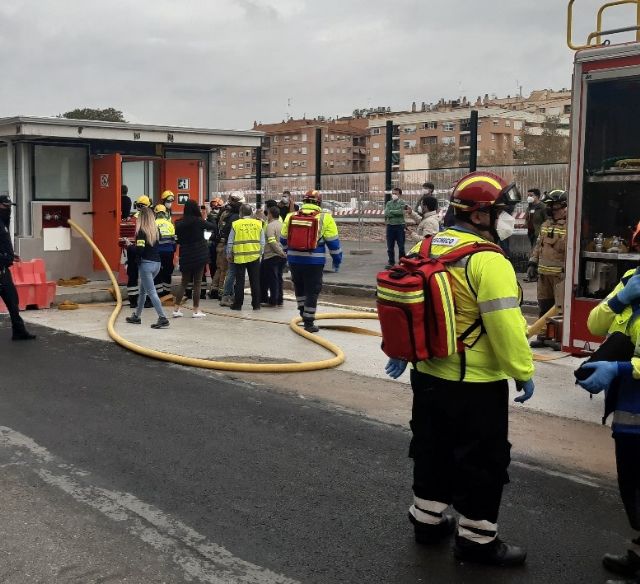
315 128 322 190
255 145 262 206
385 120 393 203
469 110 478 172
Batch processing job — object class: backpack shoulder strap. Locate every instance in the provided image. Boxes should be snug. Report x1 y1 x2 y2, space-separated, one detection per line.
438 241 504 265
418 236 434 258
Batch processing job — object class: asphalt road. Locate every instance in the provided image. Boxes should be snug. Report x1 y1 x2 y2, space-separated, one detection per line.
0 319 631 584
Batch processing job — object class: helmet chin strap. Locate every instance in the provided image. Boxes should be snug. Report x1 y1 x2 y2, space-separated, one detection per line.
469 206 499 242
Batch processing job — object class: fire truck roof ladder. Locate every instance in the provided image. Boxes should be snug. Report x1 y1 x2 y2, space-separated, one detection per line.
567 0 640 50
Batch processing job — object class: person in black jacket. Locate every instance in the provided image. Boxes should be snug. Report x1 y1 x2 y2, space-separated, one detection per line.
173 199 216 318
125 207 169 329
218 192 245 307
0 195 35 340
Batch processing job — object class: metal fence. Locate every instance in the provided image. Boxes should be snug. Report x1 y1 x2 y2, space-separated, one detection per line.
214 163 569 212
213 164 567 270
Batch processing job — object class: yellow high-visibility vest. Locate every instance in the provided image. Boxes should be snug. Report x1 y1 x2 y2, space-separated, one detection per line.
232 218 263 264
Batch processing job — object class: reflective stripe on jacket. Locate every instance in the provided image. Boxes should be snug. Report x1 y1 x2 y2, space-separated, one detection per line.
587 269 640 434
156 218 176 252
280 203 343 266
413 227 534 383
529 218 567 274
231 218 263 264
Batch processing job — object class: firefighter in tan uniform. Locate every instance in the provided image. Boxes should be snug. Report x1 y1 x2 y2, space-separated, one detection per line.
527 190 567 350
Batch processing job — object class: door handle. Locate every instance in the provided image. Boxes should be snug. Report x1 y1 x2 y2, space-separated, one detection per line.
82 211 96 215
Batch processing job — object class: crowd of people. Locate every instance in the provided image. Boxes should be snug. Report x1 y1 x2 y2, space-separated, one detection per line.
122 188 341 333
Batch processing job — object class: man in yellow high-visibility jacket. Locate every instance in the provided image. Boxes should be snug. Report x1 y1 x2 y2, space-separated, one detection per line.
226 204 264 310
385 171 535 568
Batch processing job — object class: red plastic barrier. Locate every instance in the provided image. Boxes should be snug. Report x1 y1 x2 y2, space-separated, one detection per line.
0 259 56 312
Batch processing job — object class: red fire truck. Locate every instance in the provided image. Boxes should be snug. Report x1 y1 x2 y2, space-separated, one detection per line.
563 0 640 353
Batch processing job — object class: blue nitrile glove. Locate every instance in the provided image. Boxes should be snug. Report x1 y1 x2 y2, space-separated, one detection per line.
514 379 535 403
385 358 408 379
577 361 619 394
616 274 640 305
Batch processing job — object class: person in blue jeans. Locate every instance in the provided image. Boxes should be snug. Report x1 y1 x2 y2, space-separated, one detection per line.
385 187 407 268
125 207 169 329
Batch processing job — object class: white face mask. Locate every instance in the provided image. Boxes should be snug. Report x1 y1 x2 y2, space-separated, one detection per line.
526 196 535 204
495 211 516 241
391 194 399 201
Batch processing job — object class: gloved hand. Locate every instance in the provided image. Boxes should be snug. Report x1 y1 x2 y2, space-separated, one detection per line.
577 361 618 394
526 263 538 281
616 274 640 305
514 379 535 403
385 358 408 379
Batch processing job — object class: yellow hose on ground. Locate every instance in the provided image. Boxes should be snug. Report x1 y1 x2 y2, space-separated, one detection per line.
526 306 559 338
67 220 562 371
67 220 378 372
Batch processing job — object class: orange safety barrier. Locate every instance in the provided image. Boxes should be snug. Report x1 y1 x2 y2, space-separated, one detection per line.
0 259 56 312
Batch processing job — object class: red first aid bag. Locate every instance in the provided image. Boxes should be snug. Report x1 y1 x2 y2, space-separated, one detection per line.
376 236 503 362
287 211 321 251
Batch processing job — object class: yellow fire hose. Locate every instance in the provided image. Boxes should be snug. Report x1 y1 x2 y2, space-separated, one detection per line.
68 219 562 371
68 220 379 372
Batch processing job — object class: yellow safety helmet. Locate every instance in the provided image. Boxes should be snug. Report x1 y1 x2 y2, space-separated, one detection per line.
154 204 167 215
135 195 151 208
161 190 175 202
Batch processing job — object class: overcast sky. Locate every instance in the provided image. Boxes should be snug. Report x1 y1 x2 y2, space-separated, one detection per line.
0 0 633 130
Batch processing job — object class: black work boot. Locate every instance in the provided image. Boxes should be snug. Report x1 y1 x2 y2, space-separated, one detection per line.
128 295 138 309
454 536 527 567
408 512 455 545
208 289 219 300
604 550 640 578
303 321 319 333
529 336 547 349
12 329 36 341
150 317 170 329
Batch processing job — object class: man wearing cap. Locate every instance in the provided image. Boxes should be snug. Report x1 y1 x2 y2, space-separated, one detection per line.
0 195 36 341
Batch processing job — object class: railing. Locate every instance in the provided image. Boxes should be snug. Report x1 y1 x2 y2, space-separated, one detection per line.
567 0 640 50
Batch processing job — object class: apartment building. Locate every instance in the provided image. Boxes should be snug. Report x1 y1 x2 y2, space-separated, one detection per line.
218 118 367 180
367 108 554 171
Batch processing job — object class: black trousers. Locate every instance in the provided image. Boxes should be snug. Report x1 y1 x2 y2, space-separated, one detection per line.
409 369 511 524
615 434 640 532
0 268 27 335
154 251 175 295
233 259 261 309
126 247 139 301
290 263 324 324
263 256 285 305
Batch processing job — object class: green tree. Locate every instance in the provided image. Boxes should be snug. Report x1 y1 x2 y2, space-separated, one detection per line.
518 115 570 164
421 142 459 169
59 108 127 123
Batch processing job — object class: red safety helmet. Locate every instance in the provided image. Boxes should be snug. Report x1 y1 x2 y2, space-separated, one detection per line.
303 189 322 204
450 171 521 213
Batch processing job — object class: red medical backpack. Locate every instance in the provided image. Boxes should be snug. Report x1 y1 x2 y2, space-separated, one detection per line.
287 210 323 252
376 236 504 362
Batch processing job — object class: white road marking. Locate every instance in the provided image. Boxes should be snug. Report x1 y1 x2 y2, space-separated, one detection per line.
0 426 300 584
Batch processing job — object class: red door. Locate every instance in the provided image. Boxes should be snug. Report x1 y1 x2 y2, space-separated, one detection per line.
162 159 202 218
92 154 122 271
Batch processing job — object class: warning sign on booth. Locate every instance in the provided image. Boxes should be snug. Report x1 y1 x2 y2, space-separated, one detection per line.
100 174 110 188
177 193 190 204
177 178 190 190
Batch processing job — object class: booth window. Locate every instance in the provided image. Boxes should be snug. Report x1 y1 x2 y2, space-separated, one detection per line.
33 145 88 201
